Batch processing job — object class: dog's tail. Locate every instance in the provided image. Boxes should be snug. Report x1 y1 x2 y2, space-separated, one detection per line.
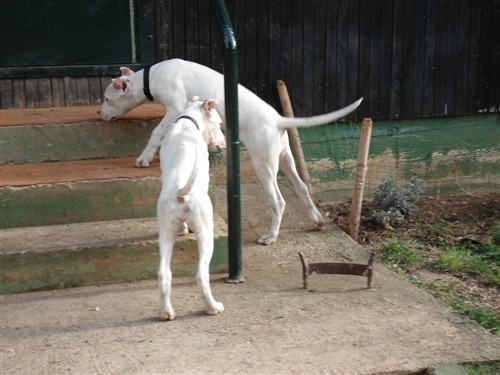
277 98 363 129
177 150 198 203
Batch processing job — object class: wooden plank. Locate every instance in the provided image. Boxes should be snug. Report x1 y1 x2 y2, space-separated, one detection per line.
346 0 360 119
312 0 327 115
88 77 103 106
12 80 26 109
477 0 495 112
445 0 460 116
185 0 199 62
290 0 305 116
197 0 212 67
358 0 372 118
490 0 500 112
268 0 282 109
455 0 473 116
302 1 315 115
244 0 258 95
172 0 186 59
0 79 14 109
411 0 427 118
63 77 77 107
325 0 339 111
51 78 65 107
256 0 270 101
466 1 482 114
390 0 404 119
434 0 451 116
37 78 52 108
422 0 437 117
379 0 394 119
24 79 38 108
368 0 383 119
401 0 416 118
73 77 91 106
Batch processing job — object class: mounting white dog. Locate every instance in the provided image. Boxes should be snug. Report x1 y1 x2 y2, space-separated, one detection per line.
156 97 225 321
100 59 363 245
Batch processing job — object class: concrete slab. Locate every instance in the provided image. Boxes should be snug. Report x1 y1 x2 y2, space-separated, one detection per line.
1 177 499 374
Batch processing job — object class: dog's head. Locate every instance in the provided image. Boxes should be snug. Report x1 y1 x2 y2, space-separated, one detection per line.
99 67 141 121
188 97 226 151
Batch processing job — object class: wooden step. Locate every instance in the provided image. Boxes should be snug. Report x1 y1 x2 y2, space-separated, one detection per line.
0 157 160 187
0 104 165 126
1 104 165 164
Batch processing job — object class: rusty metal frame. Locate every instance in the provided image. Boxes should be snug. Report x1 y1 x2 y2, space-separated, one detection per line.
299 252 375 290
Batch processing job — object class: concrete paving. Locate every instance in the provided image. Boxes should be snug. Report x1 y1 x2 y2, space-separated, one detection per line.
1 178 499 374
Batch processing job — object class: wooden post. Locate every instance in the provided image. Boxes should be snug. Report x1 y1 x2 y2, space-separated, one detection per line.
349 118 373 241
276 80 313 195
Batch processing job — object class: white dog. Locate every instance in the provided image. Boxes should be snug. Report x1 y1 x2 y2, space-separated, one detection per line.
100 59 363 245
157 97 225 321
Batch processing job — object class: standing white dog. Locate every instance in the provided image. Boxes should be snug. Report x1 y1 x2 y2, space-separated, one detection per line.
100 59 363 245
157 97 225 321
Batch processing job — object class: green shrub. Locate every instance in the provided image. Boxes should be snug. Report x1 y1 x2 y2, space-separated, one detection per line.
371 175 424 227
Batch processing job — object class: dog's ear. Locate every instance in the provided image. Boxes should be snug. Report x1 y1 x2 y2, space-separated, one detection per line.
202 99 218 112
111 78 123 89
122 77 132 95
111 77 132 96
120 67 135 76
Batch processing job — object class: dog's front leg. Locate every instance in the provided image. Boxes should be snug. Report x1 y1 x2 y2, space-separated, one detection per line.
136 112 177 167
158 230 176 321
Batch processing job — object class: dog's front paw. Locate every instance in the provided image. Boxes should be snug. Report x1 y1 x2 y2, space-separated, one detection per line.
206 302 224 316
257 232 277 246
135 155 151 168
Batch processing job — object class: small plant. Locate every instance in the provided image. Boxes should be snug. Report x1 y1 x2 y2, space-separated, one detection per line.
463 361 500 375
448 297 500 335
379 240 422 267
371 175 424 227
436 245 500 286
492 223 500 246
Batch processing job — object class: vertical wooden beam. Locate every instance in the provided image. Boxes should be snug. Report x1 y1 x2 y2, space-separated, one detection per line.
349 118 373 241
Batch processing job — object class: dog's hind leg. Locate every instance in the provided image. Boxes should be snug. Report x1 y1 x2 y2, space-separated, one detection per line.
279 139 325 230
195 221 224 315
246 133 287 245
253 161 286 245
157 211 177 320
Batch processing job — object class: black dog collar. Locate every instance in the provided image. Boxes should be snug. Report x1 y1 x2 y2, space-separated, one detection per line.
143 65 155 102
176 115 200 130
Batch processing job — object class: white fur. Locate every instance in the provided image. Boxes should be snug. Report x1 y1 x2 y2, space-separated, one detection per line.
100 59 363 245
156 98 225 321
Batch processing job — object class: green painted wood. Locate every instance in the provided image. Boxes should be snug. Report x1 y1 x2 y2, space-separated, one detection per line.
0 178 161 229
1 121 157 164
0 237 228 294
0 0 154 79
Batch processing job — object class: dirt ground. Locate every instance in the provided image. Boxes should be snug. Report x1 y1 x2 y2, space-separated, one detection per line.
1 179 499 374
322 191 500 318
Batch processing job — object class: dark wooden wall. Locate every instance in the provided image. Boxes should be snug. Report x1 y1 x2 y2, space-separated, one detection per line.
1 0 498 122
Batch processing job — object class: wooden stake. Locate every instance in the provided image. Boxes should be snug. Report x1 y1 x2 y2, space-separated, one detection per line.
349 118 373 241
276 80 313 195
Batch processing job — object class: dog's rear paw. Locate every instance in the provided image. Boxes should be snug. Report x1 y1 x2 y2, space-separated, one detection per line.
257 233 277 246
315 217 326 230
206 302 225 315
159 308 176 321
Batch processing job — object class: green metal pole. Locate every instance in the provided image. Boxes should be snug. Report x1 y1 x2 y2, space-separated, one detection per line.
212 0 244 283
